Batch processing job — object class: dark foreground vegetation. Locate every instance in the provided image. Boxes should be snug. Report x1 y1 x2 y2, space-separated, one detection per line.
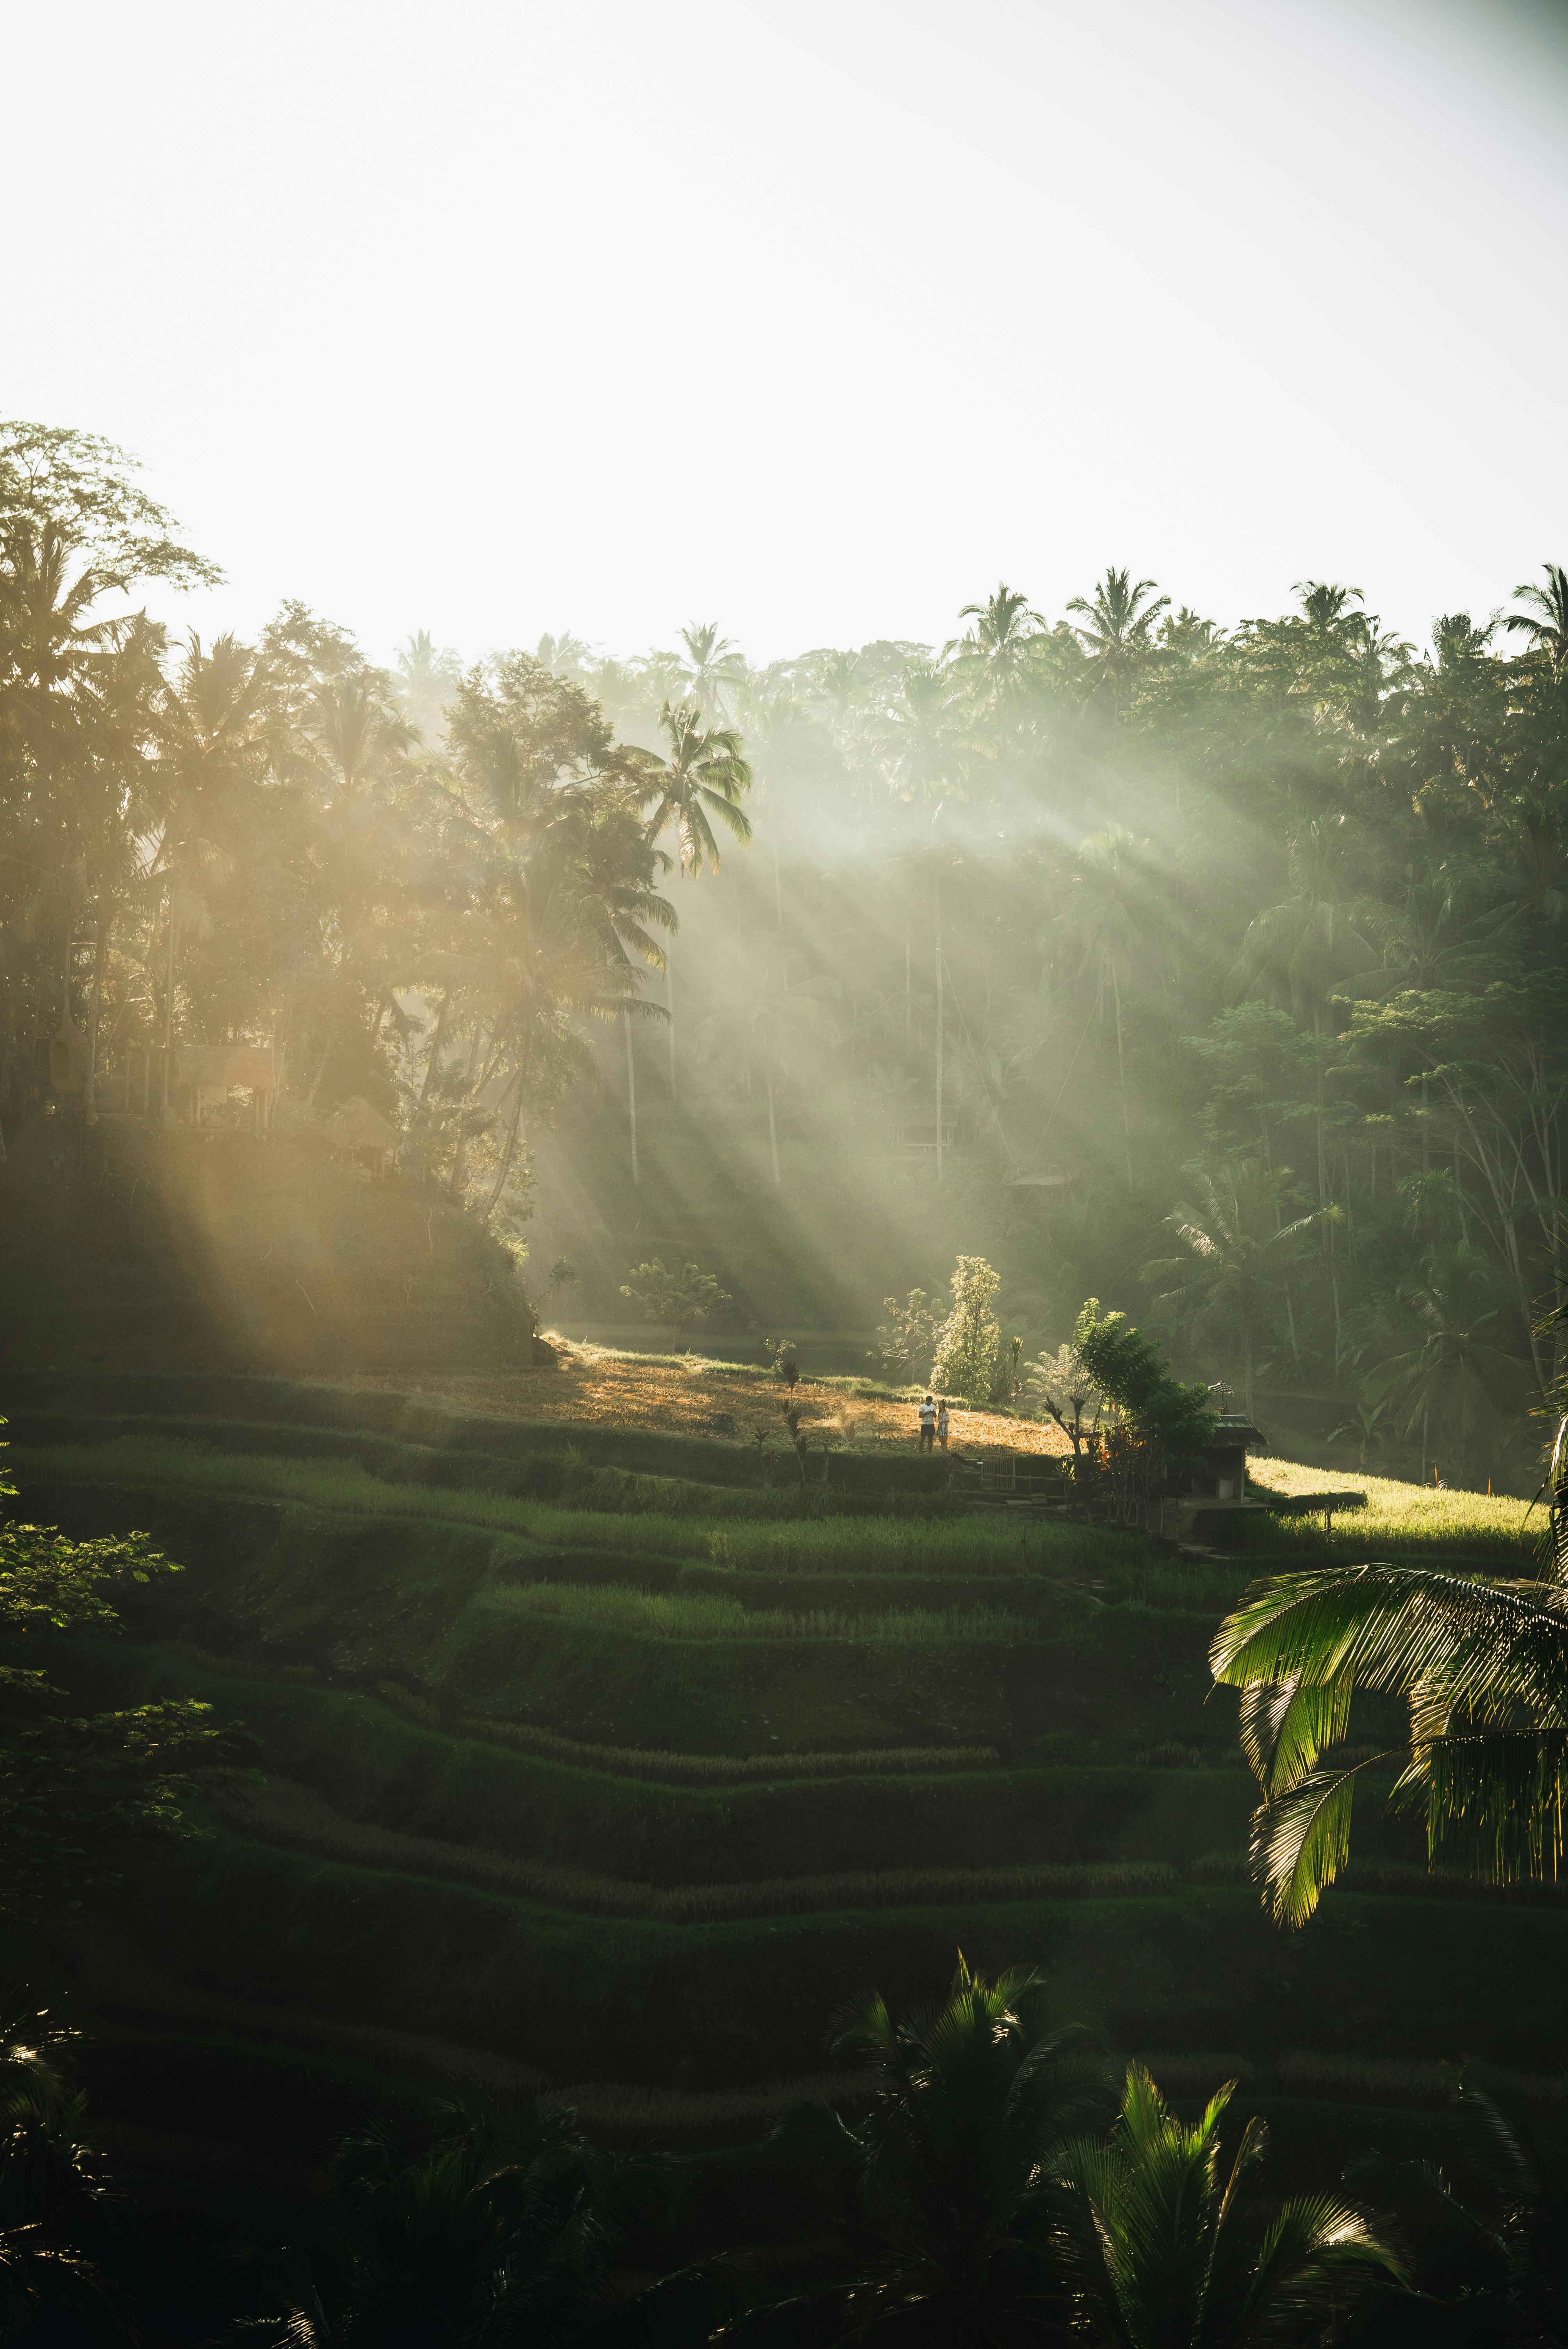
2 1374 1566 2342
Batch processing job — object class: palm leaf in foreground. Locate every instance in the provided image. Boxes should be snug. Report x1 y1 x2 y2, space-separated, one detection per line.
1210 1519 1568 1925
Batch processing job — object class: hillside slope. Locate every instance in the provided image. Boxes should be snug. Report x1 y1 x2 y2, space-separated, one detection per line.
0 1369 1554 2296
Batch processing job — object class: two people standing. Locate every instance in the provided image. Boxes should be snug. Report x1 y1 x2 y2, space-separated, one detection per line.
918 1395 951 1454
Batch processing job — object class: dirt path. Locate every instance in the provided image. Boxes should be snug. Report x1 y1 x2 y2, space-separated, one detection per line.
350 1344 1072 1458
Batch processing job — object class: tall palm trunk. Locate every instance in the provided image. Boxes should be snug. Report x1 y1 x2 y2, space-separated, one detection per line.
667 961 677 1100
935 887 944 1186
485 1066 527 1220
624 1008 639 1186
447 1027 484 1199
419 991 452 1107
84 914 108 1127
160 898 176 1123
1111 964 1131 1191
766 1059 780 1187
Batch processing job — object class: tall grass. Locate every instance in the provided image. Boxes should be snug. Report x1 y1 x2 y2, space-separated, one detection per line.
454 1711 1001 1782
20 1440 1137 1580
478 1581 1030 1643
705 1517 1147 1576
217 1776 1174 1918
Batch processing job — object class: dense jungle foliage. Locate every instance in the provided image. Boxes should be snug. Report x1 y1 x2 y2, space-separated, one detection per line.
3 419 1566 1483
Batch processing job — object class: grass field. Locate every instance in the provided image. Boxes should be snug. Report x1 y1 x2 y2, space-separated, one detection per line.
6 1363 1558 2260
1248 1454 1540 1558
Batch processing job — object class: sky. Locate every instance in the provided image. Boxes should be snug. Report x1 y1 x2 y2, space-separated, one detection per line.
6 0 1568 672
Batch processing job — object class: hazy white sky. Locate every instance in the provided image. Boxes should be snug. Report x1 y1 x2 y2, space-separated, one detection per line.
7 0 1567 670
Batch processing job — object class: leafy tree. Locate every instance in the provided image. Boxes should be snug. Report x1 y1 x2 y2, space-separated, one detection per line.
0 1425 221 1921
930 1255 1002 1404
1071 1299 1216 1473
619 1258 732 1331
1026 1341 1105 1464
870 1287 946 1380
0 419 217 593
1057 2062 1401 2346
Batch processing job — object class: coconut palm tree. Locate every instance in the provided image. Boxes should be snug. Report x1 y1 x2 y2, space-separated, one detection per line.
1374 1242 1528 1485
738 1958 1110 2346
1294 579 1365 634
1143 1159 1320 1418
392 629 462 741
634 699 751 1096
1057 2061 1401 2346
675 620 747 720
1504 562 1568 677
0 1994 118 2340
1210 1414 1568 1927
640 701 752 877
1065 569 1170 708
1229 818 1372 1038
267 2092 683 2348
947 582 1043 713
880 660 971 804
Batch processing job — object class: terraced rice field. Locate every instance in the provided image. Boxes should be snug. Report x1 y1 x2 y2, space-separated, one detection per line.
0 1363 1559 2251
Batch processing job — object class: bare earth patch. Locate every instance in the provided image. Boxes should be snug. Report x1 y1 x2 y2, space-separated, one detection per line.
349 1343 1072 1459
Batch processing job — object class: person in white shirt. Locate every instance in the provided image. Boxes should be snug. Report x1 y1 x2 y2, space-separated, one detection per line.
918 1395 937 1454
936 1401 951 1450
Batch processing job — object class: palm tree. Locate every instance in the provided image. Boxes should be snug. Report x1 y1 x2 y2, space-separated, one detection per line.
809 647 862 728
1504 561 1568 677
1374 1242 1527 1485
1065 569 1170 708
1057 2061 1401 2345
635 700 751 1099
1143 1159 1319 1417
270 2093 681 2347
1210 1414 1568 1927
0 1994 116 2338
947 583 1043 712
640 701 752 877
675 620 747 719
1229 818 1372 1037
437 662 675 1212
747 1958 1110 2346
879 660 970 804
392 629 461 741
1294 579 1365 633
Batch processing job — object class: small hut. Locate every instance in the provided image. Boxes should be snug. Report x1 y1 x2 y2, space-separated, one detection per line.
321 1095 401 1175
174 1043 280 1131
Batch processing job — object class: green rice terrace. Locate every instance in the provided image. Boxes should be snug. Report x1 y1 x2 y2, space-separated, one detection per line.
0 1363 1557 2303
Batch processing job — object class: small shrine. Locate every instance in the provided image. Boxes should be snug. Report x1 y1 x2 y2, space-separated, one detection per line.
1190 1412 1267 1501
